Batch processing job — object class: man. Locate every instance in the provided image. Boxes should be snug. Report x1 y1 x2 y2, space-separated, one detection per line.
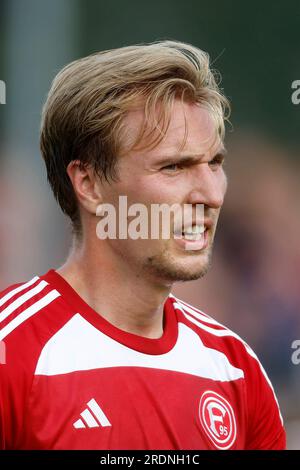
0 41 286 449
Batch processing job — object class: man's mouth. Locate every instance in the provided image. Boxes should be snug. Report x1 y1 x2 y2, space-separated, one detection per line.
181 224 206 240
173 219 213 239
172 219 213 251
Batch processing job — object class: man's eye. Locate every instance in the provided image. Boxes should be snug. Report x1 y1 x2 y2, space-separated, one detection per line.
161 163 179 172
209 155 225 168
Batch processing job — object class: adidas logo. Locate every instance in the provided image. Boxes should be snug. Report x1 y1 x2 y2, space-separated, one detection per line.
73 398 112 429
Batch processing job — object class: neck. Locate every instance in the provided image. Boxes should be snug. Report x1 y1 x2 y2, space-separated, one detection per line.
57 237 172 339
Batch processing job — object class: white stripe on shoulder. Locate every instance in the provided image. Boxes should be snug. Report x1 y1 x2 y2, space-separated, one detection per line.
174 301 277 380
172 296 224 327
174 300 283 424
176 304 250 347
0 276 40 307
0 280 49 323
174 300 258 361
0 289 60 341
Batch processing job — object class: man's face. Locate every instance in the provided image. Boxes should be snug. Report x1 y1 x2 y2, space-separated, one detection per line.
97 99 227 283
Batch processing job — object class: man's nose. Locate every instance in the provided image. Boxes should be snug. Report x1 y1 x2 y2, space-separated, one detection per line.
187 163 227 209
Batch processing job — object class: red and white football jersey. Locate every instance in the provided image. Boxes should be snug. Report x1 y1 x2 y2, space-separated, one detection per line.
0 269 286 450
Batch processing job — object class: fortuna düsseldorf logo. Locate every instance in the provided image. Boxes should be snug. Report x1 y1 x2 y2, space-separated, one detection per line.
199 390 237 449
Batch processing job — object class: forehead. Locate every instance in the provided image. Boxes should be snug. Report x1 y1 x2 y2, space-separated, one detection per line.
122 100 222 157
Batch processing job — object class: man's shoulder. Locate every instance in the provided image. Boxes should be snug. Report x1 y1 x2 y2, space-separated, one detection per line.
170 294 263 374
0 273 70 365
171 295 285 430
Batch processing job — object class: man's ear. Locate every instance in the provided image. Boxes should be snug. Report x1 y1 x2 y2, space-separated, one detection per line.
66 160 102 215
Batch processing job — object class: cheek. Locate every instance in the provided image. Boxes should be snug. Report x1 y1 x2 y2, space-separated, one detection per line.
127 178 178 205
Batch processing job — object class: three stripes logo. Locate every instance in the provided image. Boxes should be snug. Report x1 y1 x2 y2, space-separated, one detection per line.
73 398 112 429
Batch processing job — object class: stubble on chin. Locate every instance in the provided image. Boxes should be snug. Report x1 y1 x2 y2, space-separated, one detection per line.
143 244 213 282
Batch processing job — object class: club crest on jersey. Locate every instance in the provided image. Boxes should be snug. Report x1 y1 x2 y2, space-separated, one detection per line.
199 390 237 449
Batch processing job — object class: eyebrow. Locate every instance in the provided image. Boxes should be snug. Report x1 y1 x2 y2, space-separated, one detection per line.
154 147 227 166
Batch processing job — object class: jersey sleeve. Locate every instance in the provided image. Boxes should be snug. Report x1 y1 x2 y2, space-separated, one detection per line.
0 280 54 449
0 337 33 449
244 352 286 450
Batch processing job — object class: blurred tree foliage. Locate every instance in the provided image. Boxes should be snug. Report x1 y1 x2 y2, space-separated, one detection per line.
0 0 299 154
78 0 300 152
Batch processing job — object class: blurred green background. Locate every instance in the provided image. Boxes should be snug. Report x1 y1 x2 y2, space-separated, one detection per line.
0 0 299 449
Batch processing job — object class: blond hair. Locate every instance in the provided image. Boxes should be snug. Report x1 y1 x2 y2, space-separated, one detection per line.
40 40 230 233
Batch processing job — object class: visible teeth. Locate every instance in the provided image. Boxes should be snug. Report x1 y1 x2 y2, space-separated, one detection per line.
184 234 200 240
183 225 205 235
182 225 205 240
